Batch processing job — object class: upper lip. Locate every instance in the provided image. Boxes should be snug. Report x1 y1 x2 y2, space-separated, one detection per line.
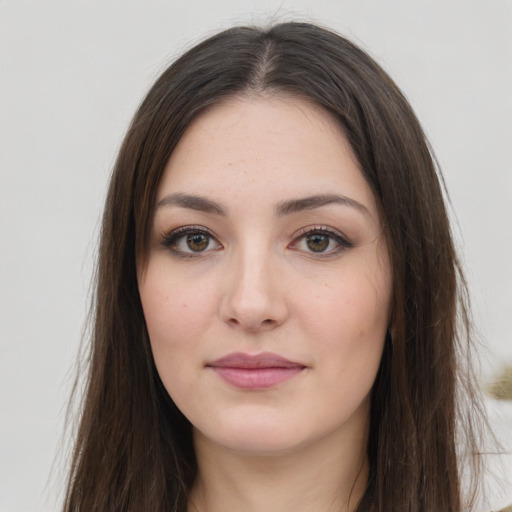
207 352 305 369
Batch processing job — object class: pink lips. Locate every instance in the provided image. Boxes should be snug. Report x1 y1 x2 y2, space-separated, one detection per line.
207 352 305 390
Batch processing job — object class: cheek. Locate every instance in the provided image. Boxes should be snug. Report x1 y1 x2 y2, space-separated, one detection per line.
304 285 388 421
140 262 212 341
300 274 390 344
138 263 217 388
298 255 391 383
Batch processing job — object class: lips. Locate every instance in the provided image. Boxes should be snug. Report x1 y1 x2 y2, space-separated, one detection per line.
207 352 306 389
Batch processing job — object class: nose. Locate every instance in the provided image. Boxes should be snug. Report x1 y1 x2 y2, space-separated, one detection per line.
219 246 289 333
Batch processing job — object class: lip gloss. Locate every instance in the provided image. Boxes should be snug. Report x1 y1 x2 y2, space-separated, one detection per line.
207 352 305 390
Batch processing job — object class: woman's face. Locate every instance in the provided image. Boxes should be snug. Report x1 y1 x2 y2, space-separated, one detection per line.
139 96 392 455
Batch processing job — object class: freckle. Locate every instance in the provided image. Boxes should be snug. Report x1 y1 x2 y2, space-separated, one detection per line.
182 304 188 308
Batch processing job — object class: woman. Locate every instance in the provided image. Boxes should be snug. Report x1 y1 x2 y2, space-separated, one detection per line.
63 22 489 511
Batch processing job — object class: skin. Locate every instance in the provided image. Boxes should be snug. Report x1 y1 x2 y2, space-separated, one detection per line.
138 95 392 512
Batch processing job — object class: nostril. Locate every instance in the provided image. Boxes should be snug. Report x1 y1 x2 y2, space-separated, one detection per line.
226 317 276 331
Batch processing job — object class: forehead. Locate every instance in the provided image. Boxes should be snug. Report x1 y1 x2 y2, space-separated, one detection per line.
157 95 380 223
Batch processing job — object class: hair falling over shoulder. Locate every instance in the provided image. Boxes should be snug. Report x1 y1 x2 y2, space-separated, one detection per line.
62 22 491 511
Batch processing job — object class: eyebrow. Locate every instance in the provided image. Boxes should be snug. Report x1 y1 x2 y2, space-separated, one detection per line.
275 194 369 216
156 192 369 217
157 193 226 215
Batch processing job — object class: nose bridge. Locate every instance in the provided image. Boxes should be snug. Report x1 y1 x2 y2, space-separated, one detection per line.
220 238 287 331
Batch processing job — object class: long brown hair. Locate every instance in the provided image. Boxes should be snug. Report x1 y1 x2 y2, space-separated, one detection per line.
63 22 487 511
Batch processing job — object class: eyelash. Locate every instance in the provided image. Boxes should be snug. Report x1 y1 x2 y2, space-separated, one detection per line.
289 226 354 256
160 225 221 258
160 225 354 258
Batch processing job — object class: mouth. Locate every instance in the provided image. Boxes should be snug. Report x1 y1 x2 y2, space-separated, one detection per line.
206 352 306 390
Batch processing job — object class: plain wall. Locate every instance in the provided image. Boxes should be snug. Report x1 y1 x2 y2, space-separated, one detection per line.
1 1 511 510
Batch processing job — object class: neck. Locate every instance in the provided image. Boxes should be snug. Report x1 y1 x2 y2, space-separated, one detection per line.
188 415 370 512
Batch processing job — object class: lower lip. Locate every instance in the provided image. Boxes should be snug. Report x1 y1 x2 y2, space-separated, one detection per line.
210 367 304 389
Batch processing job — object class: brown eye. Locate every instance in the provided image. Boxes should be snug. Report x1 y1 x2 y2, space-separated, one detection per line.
306 233 329 252
161 226 221 256
290 227 353 257
186 233 209 252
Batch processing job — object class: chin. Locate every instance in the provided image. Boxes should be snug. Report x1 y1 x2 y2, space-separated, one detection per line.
193 412 353 458
193 413 310 456
202 432 307 457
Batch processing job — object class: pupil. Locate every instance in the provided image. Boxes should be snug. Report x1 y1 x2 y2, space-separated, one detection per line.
187 233 208 251
307 234 329 252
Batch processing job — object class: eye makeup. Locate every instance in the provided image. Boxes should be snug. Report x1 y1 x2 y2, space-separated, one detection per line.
288 225 354 257
160 225 222 258
158 223 359 260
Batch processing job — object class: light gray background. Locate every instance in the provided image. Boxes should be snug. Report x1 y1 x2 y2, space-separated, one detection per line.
1 1 511 511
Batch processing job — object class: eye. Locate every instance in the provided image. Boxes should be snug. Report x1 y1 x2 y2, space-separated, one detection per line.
161 226 222 256
290 227 353 256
